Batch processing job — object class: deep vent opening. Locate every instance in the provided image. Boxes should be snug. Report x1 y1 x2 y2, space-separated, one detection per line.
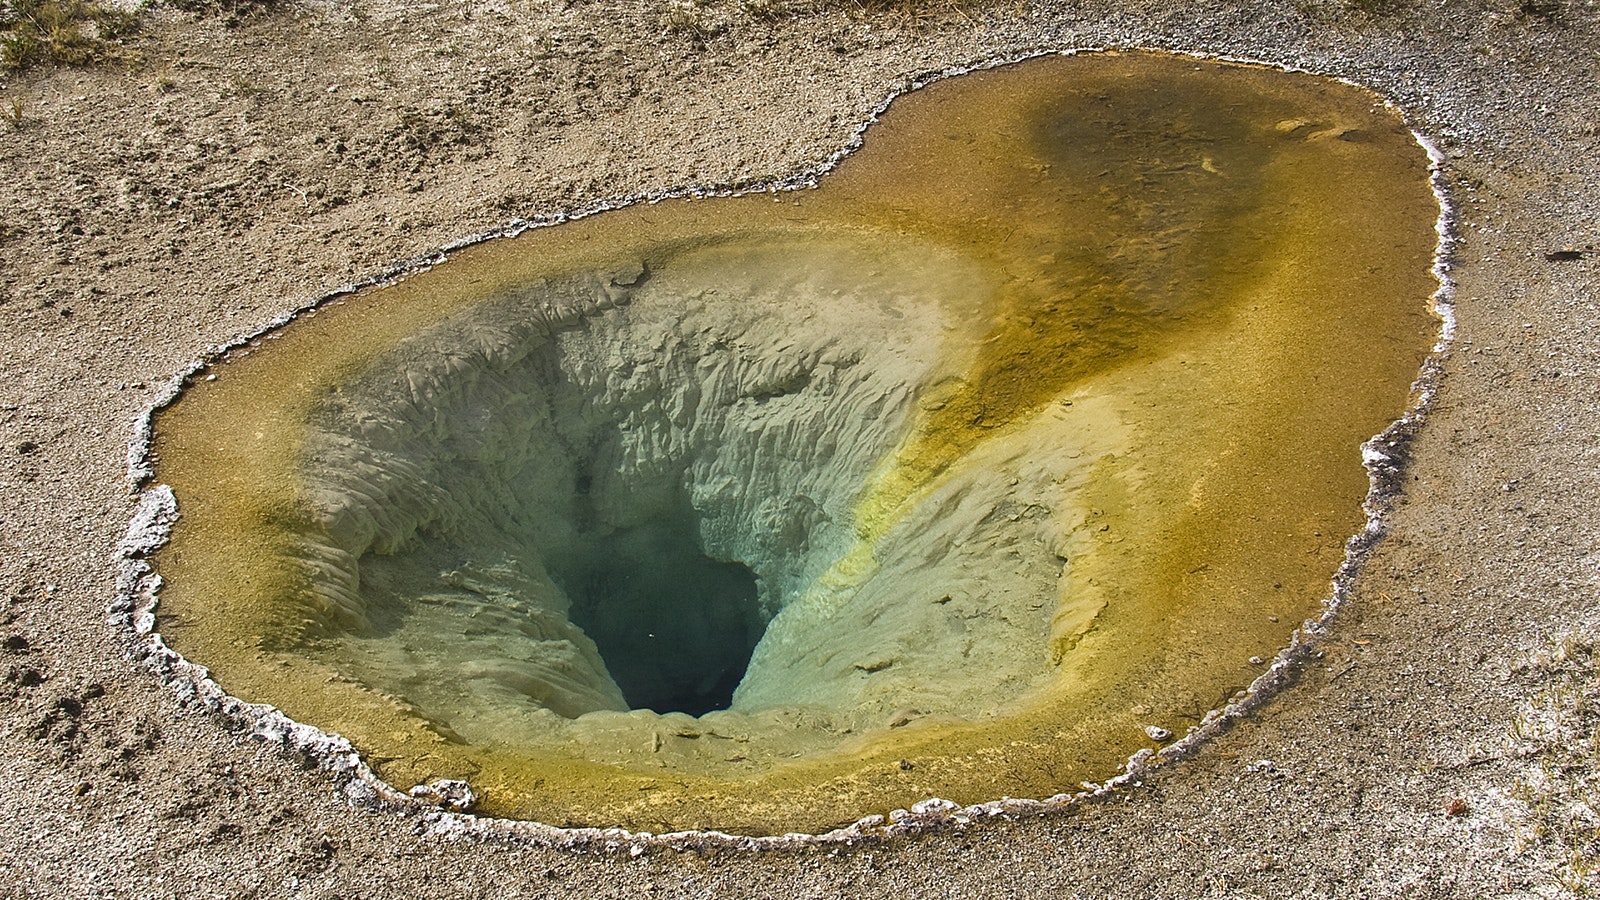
551 500 768 717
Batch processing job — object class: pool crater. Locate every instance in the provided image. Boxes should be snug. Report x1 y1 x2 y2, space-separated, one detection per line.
141 50 1443 835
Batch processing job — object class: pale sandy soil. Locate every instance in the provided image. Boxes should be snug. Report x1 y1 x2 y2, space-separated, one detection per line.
1 0 1598 896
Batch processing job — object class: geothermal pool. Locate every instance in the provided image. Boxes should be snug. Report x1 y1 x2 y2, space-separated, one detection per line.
146 51 1441 834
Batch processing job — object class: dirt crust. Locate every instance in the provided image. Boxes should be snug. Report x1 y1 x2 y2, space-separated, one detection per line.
1 0 1598 896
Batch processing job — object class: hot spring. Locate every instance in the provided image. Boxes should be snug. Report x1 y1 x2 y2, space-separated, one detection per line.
144 51 1442 834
